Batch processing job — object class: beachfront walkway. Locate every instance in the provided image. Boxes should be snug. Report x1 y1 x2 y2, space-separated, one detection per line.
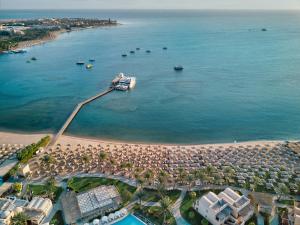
171 189 190 225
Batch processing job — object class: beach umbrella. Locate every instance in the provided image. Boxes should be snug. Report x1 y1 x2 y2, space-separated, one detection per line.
93 219 100 225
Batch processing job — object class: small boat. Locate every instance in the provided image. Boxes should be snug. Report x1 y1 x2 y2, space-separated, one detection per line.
76 61 85 65
89 59 95 62
261 28 267 32
13 49 27 54
174 65 184 71
26 60 31 63
31 57 37 61
163 47 168 50
122 54 127 57
146 50 151 53
130 50 135 54
136 48 140 50
86 64 93 69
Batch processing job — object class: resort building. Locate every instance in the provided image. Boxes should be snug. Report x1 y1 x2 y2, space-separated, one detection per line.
0 197 52 225
0 197 28 225
17 164 31 177
193 188 253 225
76 185 121 221
24 197 53 225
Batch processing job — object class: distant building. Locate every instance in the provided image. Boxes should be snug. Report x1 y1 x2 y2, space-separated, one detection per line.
76 185 121 221
194 188 253 225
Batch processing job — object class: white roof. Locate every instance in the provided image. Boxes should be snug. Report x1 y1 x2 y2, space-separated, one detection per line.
77 186 119 215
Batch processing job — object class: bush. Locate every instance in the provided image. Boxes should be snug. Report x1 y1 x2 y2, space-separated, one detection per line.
189 191 197 199
201 219 209 225
17 136 50 163
12 183 22 193
188 211 195 219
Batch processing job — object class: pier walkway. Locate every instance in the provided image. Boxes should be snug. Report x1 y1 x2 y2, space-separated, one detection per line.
49 88 114 147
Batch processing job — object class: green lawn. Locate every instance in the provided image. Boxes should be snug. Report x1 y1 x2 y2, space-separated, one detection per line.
180 190 221 225
67 177 137 204
27 184 63 202
142 188 181 204
50 210 64 225
133 205 176 225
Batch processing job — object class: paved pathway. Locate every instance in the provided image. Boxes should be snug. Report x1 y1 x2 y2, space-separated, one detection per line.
42 182 67 224
171 189 190 225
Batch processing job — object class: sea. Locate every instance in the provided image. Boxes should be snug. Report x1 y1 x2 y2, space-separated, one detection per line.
1 10 300 144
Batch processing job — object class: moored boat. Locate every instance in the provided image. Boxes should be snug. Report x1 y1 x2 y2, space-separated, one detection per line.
174 65 184 71
122 54 127 57
130 50 135 54
146 50 151 53
76 61 85 65
86 64 93 69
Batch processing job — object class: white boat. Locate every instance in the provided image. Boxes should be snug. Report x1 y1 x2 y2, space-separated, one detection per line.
112 73 136 91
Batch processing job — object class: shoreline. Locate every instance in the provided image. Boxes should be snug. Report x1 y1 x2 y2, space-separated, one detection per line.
2 23 119 53
11 29 66 51
0 130 288 147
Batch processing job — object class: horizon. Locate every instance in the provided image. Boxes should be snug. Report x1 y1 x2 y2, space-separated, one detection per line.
1 0 300 10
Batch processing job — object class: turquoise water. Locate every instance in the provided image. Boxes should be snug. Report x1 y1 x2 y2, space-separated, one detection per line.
113 214 145 225
1 10 300 144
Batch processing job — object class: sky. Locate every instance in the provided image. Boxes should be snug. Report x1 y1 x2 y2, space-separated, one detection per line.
1 0 300 10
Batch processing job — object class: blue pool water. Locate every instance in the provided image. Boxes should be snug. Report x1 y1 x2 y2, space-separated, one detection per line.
1 10 300 144
113 214 145 225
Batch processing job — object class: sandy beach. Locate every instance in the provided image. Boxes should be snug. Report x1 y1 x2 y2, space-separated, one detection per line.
0 130 282 148
0 131 51 145
11 29 66 51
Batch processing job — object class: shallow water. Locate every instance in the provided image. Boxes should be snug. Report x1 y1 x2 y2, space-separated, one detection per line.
1 10 300 144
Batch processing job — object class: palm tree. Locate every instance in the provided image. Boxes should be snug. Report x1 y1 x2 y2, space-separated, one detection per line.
11 212 29 225
187 174 194 190
99 151 107 161
252 176 262 191
275 183 290 201
46 176 57 200
206 165 216 177
160 196 172 225
136 189 145 206
82 154 90 164
41 154 56 173
178 167 187 185
196 169 209 184
144 169 154 186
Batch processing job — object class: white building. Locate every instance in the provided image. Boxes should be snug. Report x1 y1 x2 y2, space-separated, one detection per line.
0 196 52 225
18 164 31 177
76 185 121 221
24 197 53 225
0 197 28 225
194 188 253 225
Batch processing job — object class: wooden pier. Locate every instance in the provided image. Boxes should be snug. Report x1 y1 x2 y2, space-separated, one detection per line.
49 88 114 147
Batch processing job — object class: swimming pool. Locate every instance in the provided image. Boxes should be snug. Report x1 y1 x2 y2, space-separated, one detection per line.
113 214 145 225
